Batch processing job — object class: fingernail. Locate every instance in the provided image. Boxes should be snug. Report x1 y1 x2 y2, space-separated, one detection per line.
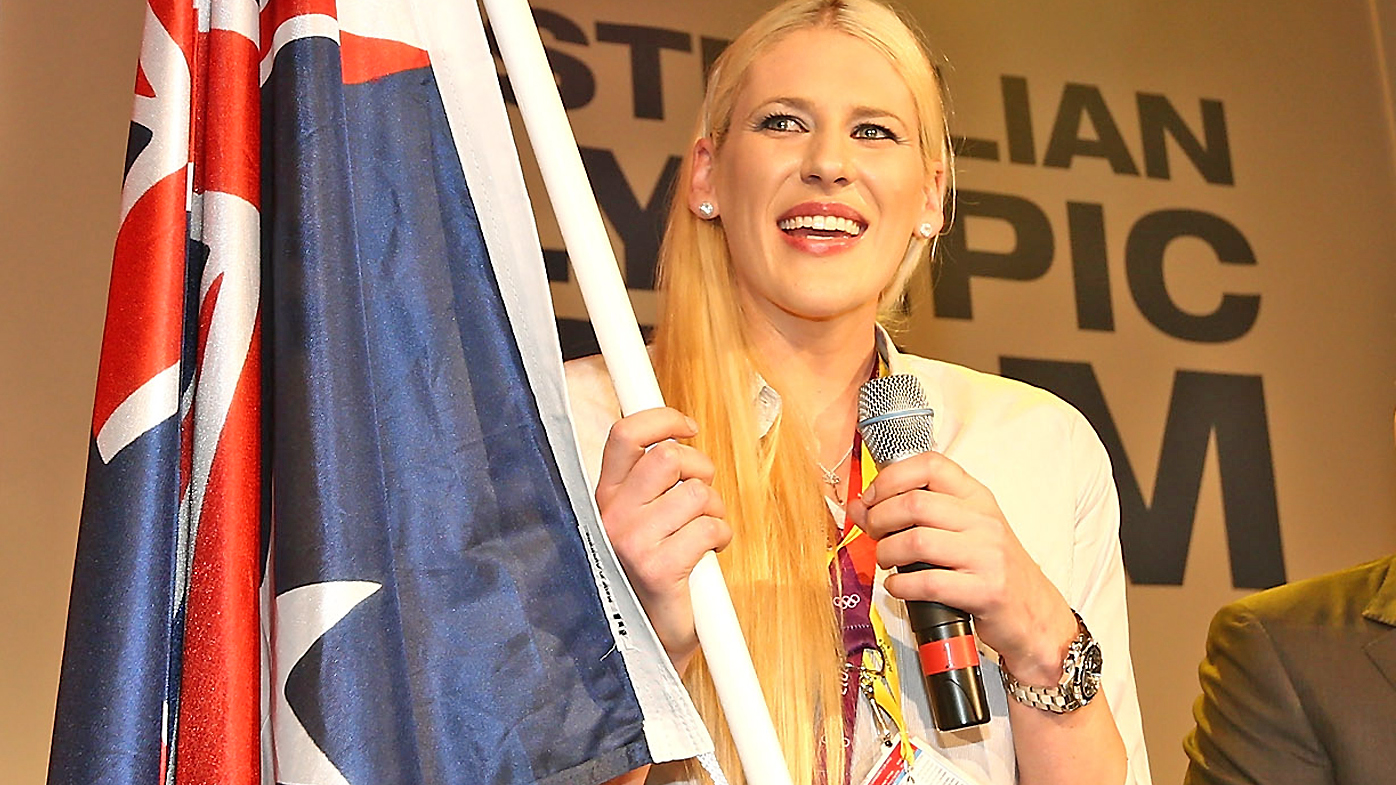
861 484 875 504
684 416 699 433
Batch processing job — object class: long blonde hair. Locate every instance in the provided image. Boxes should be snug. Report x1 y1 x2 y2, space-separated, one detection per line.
651 1 952 782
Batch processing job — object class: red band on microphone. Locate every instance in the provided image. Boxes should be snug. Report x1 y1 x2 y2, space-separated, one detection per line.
917 634 980 675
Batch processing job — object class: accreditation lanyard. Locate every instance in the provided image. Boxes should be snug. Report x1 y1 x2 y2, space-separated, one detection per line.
828 436 915 783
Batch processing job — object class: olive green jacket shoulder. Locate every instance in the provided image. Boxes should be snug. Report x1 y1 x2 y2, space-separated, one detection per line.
1184 555 1396 785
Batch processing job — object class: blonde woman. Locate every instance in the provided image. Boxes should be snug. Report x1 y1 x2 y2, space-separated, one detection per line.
565 1 1150 783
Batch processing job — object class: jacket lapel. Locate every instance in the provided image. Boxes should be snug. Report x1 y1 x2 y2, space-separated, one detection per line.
1362 556 1396 690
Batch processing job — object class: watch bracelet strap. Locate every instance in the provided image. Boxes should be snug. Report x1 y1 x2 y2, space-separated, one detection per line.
998 674 1084 713
997 610 1096 714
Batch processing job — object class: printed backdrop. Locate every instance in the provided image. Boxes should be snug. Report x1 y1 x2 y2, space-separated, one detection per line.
3 1 1394 784
498 2 1396 782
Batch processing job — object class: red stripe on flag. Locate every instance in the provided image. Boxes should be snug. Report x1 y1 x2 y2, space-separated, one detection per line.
195 274 223 372
178 272 225 503
174 315 262 785
260 0 339 57
201 29 261 208
340 32 429 84
135 63 156 98
149 0 197 71
190 27 208 217
180 400 195 501
92 169 189 436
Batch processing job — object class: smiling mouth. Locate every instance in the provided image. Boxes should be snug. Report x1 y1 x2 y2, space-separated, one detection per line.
776 214 865 238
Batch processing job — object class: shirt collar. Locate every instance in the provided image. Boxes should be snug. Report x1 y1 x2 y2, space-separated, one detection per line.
751 324 915 438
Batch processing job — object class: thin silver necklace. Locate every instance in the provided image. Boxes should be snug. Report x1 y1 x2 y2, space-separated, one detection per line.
817 443 856 505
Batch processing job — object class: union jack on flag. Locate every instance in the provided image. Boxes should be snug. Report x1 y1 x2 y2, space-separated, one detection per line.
48 1 709 783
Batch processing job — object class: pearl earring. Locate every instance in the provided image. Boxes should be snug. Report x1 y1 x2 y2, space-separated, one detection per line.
917 222 935 239
698 201 716 219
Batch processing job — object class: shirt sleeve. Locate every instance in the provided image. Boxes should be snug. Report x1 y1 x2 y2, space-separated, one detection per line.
562 356 621 492
1066 409 1153 785
1182 601 1331 785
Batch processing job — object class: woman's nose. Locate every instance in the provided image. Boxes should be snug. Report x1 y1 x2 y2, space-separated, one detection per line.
801 131 853 187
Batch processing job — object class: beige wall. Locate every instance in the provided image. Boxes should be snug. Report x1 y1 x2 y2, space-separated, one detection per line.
892 5 1396 781
538 1 1396 782
2 2 1394 785
1 0 146 780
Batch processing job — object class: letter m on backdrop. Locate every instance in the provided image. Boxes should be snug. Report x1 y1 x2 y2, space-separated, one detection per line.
1002 358 1285 589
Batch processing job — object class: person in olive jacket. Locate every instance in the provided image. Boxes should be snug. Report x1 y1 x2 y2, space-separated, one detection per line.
1183 414 1396 785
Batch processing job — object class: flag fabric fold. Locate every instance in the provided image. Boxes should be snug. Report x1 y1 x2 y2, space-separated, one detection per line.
49 0 709 782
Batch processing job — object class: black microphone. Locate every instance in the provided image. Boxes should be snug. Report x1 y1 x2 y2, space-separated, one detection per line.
856 373 990 731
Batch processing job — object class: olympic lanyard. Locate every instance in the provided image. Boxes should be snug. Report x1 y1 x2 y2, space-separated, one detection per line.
828 419 914 781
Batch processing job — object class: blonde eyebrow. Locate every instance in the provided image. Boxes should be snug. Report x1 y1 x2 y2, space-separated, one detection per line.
850 105 904 122
760 97 908 125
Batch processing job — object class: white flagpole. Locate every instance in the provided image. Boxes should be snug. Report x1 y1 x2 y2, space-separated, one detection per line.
480 2 794 783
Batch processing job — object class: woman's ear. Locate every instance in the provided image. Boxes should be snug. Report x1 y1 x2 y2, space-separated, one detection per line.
918 158 948 235
688 137 719 218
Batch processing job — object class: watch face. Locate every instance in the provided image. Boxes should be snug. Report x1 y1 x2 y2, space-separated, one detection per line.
1076 641 1104 700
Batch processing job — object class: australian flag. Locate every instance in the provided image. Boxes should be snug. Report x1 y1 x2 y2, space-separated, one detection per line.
47 1 709 783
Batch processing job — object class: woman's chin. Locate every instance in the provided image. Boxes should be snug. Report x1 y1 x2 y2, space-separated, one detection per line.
766 295 882 328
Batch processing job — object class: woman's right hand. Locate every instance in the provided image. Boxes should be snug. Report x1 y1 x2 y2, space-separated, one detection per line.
594 408 731 671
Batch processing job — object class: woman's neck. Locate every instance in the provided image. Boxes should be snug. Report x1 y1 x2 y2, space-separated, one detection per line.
743 309 878 469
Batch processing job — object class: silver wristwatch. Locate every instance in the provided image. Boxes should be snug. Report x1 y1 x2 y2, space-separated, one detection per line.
998 611 1103 713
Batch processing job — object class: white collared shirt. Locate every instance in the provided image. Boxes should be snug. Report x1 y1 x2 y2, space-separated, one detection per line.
563 329 1151 785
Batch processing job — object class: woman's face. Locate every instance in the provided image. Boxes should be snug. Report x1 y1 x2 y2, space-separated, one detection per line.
692 27 944 330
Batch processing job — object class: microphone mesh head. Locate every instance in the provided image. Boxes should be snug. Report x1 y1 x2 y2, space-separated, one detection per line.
857 374 935 467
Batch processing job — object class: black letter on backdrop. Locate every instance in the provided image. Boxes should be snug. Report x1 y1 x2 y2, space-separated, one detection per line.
700 37 730 82
1067 202 1113 331
956 75 1034 163
935 190 1053 319
543 248 569 282
955 136 1001 162
1138 94 1233 185
1043 84 1140 175
1126 209 1258 342
595 23 693 120
1001 75 1036 165
1000 358 1285 589
580 147 682 290
491 10 595 110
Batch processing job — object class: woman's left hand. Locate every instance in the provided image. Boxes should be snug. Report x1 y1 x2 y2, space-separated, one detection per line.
845 450 1078 686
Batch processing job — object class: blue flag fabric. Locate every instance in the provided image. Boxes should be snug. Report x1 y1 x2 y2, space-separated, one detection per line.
50 1 709 783
263 32 649 785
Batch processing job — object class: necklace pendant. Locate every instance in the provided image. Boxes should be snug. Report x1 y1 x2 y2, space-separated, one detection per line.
817 440 855 507
826 474 845 505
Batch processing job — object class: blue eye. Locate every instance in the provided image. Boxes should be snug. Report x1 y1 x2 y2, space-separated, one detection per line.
853 124 896 141
758 113 806 132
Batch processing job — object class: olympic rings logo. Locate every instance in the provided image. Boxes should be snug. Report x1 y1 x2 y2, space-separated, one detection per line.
833 593 862 610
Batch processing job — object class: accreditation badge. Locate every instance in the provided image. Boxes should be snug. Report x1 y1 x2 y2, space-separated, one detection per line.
857 736 980 785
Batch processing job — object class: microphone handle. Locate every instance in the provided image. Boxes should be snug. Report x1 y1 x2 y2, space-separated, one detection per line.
899 562 991 731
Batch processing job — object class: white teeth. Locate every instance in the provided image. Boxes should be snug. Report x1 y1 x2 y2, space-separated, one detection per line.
777 215 864 236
